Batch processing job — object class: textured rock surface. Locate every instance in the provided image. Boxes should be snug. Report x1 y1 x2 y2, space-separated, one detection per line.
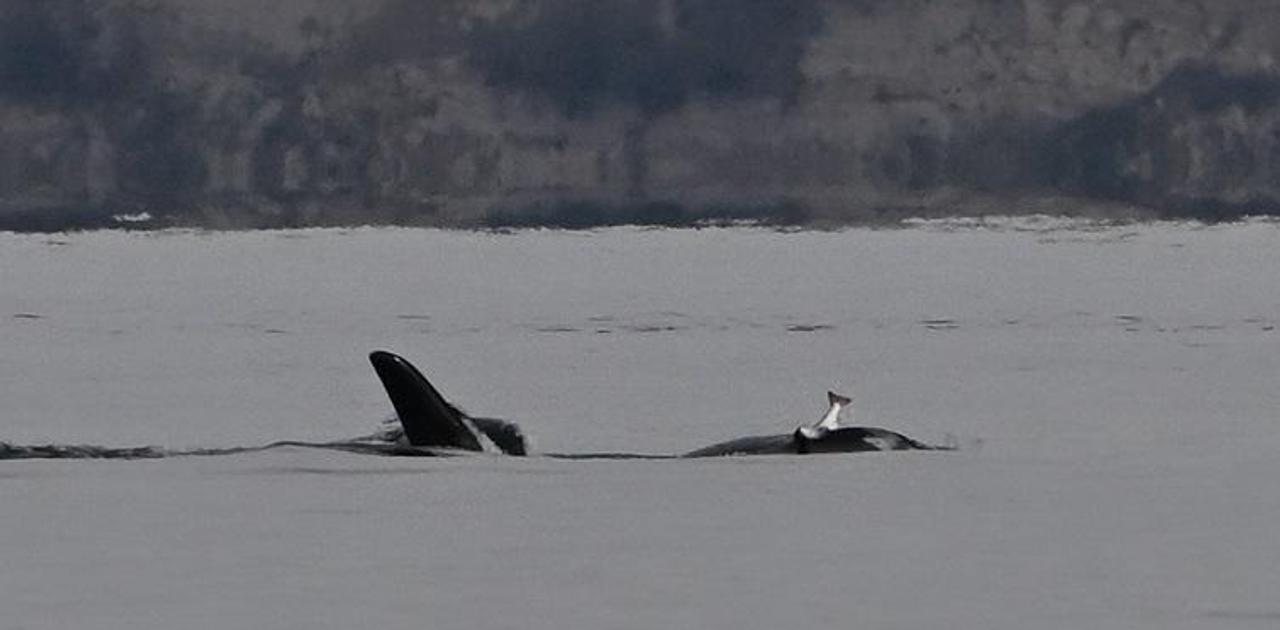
3 0 1280 229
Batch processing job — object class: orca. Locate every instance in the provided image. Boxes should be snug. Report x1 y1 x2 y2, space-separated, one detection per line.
369 350 945 458
0 351 946 461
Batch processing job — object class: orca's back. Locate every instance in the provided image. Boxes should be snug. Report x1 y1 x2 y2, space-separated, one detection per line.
683 433 797 457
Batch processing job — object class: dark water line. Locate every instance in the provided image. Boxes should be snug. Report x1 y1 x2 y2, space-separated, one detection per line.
544 452 678 460
0 443 169 460
0 441 683 461
2 437 955 461
0 440 448 460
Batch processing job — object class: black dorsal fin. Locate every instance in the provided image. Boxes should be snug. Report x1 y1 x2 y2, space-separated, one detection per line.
368 351 485 451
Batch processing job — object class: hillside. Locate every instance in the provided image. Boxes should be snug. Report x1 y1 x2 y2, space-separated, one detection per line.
3 0 1279 230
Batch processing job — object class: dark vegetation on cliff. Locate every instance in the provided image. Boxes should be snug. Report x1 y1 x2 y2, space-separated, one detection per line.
468 0 821 117
2 0 1280 231
1049 64 1280 221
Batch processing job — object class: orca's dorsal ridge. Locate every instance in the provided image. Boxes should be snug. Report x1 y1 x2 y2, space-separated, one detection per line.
368 350 488 451
369 350 526 455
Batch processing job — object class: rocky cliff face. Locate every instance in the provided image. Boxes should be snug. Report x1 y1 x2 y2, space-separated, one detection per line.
2 0 1279 230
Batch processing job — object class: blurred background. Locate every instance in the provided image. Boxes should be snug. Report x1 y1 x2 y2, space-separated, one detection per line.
3 0 1279 230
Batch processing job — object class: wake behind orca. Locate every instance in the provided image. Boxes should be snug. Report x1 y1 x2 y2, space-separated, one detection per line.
368 350 947 458
0 350 948 460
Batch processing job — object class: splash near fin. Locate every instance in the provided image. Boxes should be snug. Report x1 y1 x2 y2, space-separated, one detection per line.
368 351 486 451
